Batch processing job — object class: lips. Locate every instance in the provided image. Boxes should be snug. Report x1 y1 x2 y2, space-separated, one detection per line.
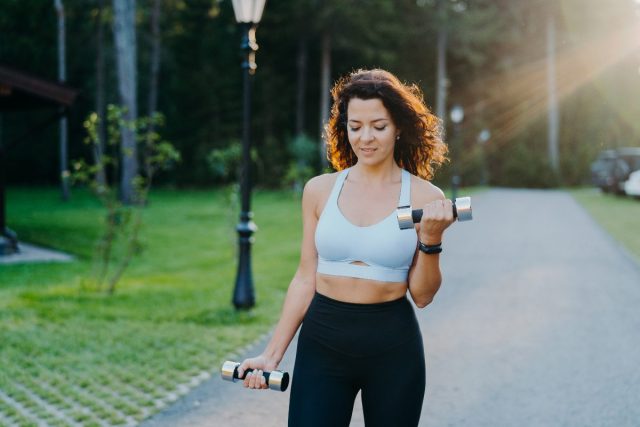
360 147 376 153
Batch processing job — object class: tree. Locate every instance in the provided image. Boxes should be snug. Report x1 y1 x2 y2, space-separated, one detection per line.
112 0 138 204
435 0 448 123
54 0 70 200
146 0 161 146
94 0 107 186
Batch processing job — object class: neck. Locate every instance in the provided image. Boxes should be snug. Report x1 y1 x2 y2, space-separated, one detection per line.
350 160 401 184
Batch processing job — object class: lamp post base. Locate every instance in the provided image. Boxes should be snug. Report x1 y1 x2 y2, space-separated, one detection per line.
0 227 19 256
232 216 257 310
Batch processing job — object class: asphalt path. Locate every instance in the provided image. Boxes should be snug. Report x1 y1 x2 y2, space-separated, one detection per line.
141 189 640 427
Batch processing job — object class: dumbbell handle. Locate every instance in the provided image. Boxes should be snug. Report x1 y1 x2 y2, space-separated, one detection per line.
397 196 472 230
221 361 290 392
412 202 459 222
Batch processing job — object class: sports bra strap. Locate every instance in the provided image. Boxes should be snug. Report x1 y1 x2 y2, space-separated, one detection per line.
327 168 350 204
399 169 411 206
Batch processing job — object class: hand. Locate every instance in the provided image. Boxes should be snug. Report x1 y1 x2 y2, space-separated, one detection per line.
415 198 455 244
237 354 278 390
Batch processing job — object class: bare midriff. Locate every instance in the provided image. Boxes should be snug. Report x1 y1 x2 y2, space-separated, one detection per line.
315 264 408 304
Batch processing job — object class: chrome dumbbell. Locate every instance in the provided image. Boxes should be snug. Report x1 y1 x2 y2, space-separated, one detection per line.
397 196 472 230
221 361 290 392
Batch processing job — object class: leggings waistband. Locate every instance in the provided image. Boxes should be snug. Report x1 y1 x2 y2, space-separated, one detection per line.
311 291 409 312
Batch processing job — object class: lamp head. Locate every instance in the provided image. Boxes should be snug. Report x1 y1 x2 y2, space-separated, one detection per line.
231 0 267 24
449 104 464 124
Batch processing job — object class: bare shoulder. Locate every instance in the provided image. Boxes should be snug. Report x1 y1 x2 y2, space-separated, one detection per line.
410 174 446 207
304 172 337 194
303 172 340 216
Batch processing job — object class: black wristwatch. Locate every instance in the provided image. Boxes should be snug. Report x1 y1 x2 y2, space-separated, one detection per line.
418 241 442 255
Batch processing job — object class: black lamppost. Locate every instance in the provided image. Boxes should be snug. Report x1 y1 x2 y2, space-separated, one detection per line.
449 104 464 200
230 0 266 310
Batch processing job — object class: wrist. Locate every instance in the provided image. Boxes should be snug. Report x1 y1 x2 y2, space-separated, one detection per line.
419 234 442 246
261 350 281 368
418 240 442 255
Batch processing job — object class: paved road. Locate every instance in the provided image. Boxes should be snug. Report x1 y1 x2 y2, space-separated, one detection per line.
141 189 640 427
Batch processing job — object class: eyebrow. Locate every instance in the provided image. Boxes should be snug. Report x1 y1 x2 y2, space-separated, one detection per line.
347 118 389 123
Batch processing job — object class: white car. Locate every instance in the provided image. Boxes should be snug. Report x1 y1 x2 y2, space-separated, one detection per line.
623 170 640 197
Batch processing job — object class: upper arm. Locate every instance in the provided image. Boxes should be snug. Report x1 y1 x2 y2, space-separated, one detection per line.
294 175 325 281
410 176 446 213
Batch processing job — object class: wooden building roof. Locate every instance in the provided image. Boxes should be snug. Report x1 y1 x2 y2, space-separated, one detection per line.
0 65 79 111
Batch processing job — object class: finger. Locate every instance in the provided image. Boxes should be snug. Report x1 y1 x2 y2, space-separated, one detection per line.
260 373 267 389
437 200 449 222
257 370 266 389
243 370 251 387
248 370 258 389
256 370 264 389
252 370 263 389
421 203 432 222
237 361 248 379
434 200 445 220
444 199 454 221
431 204 441 221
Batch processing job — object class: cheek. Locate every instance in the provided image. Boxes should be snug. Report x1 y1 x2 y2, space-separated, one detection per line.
346 130 358 144
382 131 396 147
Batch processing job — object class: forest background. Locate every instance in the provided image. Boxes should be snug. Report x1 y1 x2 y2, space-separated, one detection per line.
2 0 640 190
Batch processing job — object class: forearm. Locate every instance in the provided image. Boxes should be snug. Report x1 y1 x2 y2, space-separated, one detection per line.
262 273 316 365
408 251 442 307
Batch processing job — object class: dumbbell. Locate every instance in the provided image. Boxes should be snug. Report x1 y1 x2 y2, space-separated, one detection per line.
397 196 472 230
221 361 290 392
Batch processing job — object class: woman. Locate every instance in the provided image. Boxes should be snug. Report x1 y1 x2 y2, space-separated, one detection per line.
238 68 453 426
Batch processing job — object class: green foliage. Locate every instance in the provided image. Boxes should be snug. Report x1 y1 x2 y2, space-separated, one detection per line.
284 134 318 192
71 105 180 294
206 140 258 185
2 0 640 188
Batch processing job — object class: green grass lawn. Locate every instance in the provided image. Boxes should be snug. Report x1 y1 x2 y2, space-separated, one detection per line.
570 188 640 262
1 187 303 426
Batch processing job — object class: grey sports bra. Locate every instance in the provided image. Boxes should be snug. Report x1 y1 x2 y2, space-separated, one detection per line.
314 167 418 282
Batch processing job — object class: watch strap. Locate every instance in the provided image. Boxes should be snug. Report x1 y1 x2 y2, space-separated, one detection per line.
418 241 442 255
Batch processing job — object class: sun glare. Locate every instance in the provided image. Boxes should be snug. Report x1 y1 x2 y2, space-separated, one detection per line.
477 13 640 148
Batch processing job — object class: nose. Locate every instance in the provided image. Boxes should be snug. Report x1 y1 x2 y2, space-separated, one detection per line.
361 127 375 142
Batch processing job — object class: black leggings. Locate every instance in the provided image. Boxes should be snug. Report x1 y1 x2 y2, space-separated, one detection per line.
288 292 426 427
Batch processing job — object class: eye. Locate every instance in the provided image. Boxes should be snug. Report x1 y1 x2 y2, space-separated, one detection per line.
375 125 387 131
349 127 360 132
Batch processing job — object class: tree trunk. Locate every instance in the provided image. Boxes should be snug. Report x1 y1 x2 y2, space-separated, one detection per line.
547 12 560 175
54 0 70 201
112 0 138 204
295 36 307 137
94 0 107 186
293 35 308 192
146 0 161 167
319 31 331 169
435 0 448 126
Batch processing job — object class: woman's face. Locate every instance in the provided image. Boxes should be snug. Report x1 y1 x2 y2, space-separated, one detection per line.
346 97 399 167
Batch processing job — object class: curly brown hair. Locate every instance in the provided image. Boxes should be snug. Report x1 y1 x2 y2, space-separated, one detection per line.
325 69 448 180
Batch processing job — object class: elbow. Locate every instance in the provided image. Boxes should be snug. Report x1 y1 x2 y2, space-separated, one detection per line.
409 281 440 308
414 296 434 309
